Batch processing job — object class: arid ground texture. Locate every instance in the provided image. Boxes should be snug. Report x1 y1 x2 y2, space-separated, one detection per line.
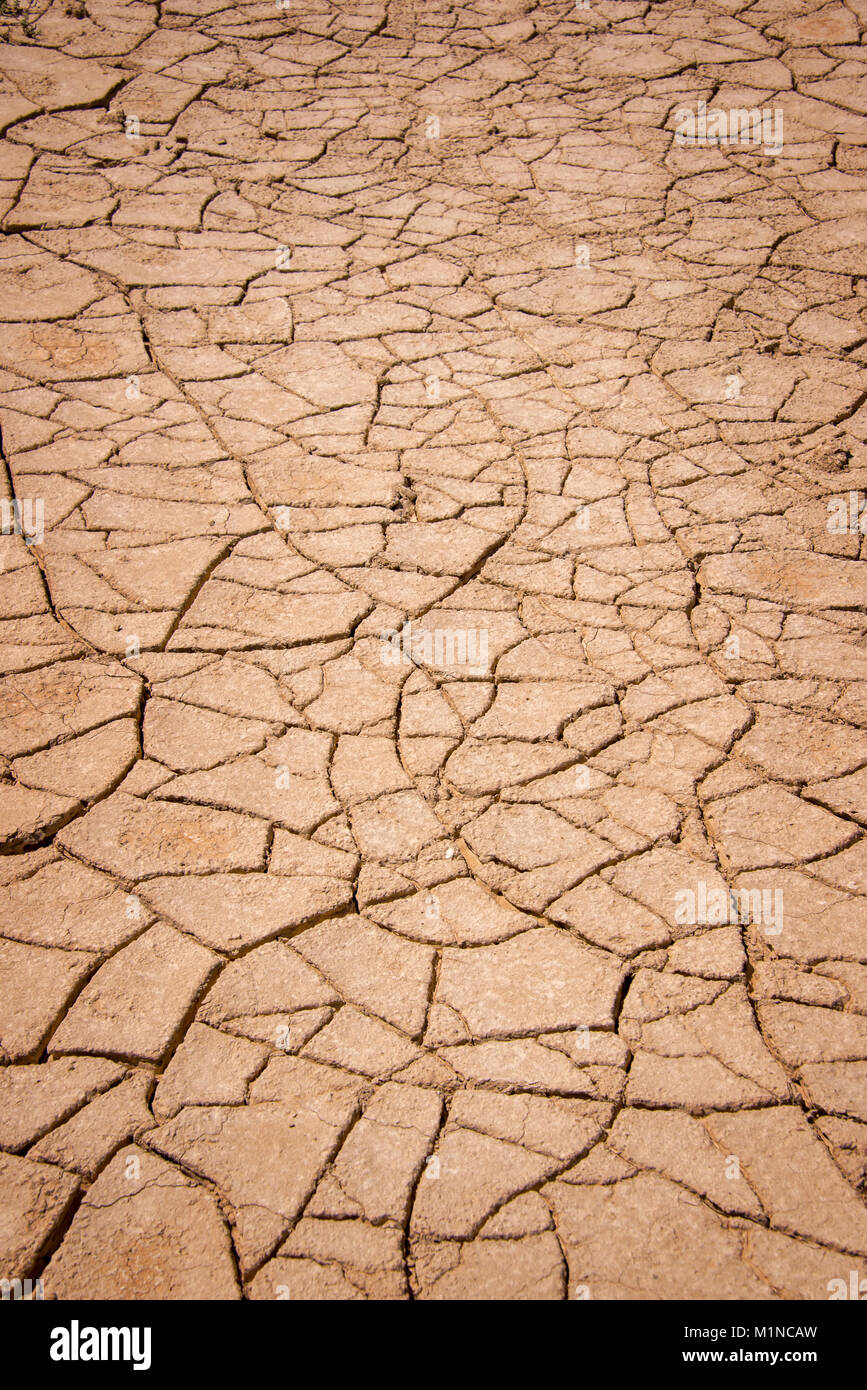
1 0 867 1303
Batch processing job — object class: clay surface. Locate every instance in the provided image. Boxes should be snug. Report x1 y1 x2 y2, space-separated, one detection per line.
0 0 866 1302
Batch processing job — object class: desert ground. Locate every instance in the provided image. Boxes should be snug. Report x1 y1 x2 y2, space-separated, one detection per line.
1 0 866 1302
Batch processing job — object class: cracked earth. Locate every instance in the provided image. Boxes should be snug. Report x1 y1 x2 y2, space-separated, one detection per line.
1 0 866 1304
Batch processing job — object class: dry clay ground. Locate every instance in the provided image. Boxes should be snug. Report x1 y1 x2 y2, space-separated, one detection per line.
0 0 867 1304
